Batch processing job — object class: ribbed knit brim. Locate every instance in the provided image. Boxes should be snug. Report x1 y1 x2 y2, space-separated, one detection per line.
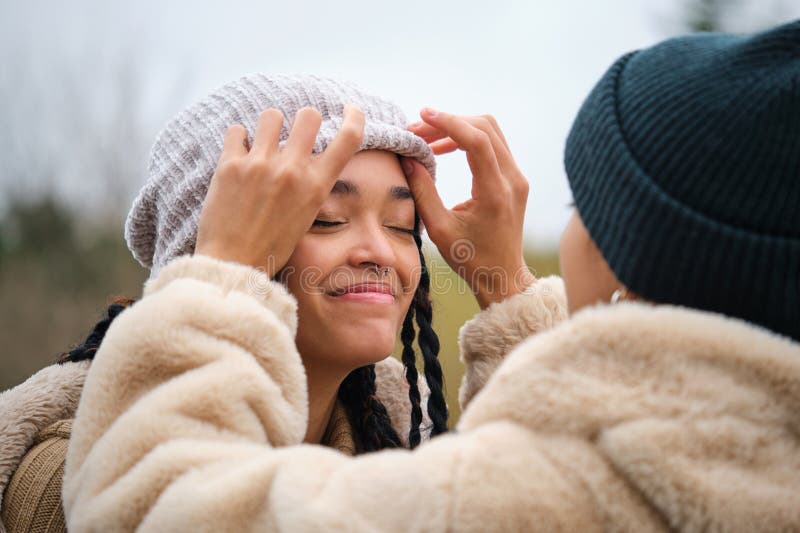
125 74 435 279
565 20 800 341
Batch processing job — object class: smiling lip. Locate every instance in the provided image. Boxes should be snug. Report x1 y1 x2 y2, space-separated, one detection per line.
328 283 396 304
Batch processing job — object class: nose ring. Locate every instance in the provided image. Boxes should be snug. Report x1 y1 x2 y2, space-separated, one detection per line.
373 265 390 277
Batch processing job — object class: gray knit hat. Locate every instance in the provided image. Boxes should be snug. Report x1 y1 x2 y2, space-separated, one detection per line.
125 73 436 279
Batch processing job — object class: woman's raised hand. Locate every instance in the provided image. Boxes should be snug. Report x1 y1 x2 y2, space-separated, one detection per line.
195 105 365 276
405 108 535 310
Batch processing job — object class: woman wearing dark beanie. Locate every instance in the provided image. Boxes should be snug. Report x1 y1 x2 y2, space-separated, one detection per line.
57 20 799 532
561 21 800 341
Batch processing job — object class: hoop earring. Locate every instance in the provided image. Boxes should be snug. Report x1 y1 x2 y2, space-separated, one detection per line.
610 288 628 304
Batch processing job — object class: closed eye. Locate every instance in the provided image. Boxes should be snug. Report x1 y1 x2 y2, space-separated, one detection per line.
312 219 343 228
389 226 416 235
312 219 414 236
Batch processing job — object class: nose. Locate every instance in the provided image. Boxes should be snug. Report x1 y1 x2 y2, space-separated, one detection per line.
346 220 398 272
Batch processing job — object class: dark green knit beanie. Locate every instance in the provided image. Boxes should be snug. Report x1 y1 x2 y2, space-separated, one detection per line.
565 19 800 341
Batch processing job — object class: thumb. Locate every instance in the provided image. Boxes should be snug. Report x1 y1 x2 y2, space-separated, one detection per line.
402 157 449 238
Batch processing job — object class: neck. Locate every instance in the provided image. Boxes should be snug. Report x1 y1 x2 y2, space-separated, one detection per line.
302 360 349 444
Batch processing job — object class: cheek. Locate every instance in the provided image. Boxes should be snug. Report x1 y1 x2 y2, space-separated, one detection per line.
559 214 598 314
559 213 620 314
281 237 333 303
559 223 579 312
397 244 422 314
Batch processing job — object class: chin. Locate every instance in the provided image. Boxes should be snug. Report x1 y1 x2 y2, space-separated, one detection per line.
297 315 399 370
301 335 394 373
338 320 397 364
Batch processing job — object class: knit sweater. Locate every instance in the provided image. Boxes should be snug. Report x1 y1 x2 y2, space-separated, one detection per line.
59 254 800 531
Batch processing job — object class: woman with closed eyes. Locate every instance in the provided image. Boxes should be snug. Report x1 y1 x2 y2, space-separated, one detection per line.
0 73 536 532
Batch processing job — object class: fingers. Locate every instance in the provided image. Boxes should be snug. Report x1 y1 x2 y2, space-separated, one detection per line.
402 157 449 239
461 116 515 175
251 108 284 155
415 113 515 170
477 114 509 148
284 107 323 160
409 113 509 150
407 121 448 143
429 138 459 155
413 110 527 197
419 108 505 198
464 115 527 197
220 124 249 161
316 104 365 179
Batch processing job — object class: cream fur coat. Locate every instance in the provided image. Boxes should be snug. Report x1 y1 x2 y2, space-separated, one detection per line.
62 254 800 532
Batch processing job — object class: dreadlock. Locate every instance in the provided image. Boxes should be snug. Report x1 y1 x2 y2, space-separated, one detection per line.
412 232 449 437
337 364 403 452
337 215 448 451
57 297 135 364
399 296 424 447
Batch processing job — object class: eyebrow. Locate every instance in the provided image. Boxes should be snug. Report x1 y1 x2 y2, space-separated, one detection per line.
331 179 413 201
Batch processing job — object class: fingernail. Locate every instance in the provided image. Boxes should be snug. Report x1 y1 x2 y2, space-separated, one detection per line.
421 107 438 118
401 157 415 177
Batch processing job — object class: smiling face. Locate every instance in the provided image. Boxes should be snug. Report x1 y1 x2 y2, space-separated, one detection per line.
280 150 421 373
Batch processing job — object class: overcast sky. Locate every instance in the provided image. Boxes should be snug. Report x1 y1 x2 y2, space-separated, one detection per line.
2 0 798 248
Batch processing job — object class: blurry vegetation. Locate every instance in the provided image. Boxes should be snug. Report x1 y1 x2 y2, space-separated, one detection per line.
0 196 146 388
676 0 794 33
686 0 739 31
0 41 186 391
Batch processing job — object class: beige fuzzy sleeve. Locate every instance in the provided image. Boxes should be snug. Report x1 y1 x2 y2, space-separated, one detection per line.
60 252 799 531
62 253 309 530
60 256 636 533
458 276 567 410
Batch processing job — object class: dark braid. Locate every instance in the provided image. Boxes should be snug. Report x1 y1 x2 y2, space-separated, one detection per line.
57 297 135 364
412 232 449 436
400 304 423 448
337 365 402 452
340 216 449 451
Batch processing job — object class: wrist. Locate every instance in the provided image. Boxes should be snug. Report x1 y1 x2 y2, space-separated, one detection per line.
193 246 283 277
473 265 537 310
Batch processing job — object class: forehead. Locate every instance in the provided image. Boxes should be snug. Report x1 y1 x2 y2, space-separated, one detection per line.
327 150 412 201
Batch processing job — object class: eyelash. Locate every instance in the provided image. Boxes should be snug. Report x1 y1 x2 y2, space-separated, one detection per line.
312 219 415 235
